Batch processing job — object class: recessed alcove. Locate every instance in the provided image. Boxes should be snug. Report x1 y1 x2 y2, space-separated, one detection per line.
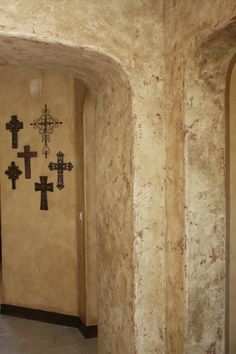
0 64 97 331
0 34 134 354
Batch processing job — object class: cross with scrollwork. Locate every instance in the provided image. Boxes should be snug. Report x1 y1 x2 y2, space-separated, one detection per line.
6 115 23 149
30 105 62 158
48 151 73 190
5 161 22 190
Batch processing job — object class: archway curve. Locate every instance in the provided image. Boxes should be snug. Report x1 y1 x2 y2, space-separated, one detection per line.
184 20 236 354
0 33 135 354
225 52 236 354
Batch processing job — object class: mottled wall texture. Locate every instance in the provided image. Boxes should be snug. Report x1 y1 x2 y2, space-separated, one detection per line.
0 1 166 354
1 1 236 354
229 60 236 354
164 1 236 354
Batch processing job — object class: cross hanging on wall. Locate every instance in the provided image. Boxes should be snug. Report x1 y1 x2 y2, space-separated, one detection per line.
6 115 23 149
48 151 73 190
30 105 62 158
35 176 53 210
17 145 37 179
5 161 22 190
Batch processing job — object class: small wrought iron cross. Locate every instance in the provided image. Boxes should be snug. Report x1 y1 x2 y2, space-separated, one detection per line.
6 115 23 149
5 161 22 190
35 176 53 210
17 145 37 179
30 105 62 158
48 151 73 190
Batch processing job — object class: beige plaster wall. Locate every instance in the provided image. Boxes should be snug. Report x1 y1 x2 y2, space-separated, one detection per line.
1 2 236 354
0 1 166 353
83 90 97 326
164 2 236 353
0 65 81 316
229 62 236 353
75 80 98 326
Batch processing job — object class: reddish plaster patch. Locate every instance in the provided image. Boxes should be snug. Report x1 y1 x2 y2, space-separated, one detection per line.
205 341 216 354
189 132 197 141
177 236 186 255
137 230 144 238
209 248 219 264
151 74 161 81
200 58 208 65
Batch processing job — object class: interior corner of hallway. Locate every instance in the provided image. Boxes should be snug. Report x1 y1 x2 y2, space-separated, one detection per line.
0 1 236 354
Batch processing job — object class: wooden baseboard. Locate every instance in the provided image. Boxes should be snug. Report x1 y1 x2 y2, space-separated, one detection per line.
0 303 97 338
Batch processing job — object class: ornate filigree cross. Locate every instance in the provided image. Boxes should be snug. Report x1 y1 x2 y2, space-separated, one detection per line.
6 115 23 149
5 161 22 190
48 151 73 190
30 105 62 158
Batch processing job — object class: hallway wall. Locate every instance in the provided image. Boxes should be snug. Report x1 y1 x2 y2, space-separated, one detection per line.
83 90 97 325
229 61 236 353
0 65 82 316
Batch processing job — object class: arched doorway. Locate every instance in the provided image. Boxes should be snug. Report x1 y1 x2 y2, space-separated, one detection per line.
226 54 236 354
0 34 134 354
184 21 236 353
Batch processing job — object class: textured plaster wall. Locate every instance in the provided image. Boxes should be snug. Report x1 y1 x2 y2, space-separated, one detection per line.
0 65 80 315
0 1 166 353
164 1 236 353
229 61 236 354
1 1 236 353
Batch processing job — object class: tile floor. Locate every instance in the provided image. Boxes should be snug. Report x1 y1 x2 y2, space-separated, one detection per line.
0 265 98 354
0 314 98 354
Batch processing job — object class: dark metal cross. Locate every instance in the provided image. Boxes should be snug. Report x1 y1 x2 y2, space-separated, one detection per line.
6 115 23 149
5 161 22 190
30 105 62 158
17 145 37 179
48 151 73 190
35 176 53 210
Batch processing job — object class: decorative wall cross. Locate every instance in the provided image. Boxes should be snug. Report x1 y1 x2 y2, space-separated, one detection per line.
17 145 37 179
30 105 62 158
48 151 73 190
5 161 22 190
6 115 23 149
35 176 53 210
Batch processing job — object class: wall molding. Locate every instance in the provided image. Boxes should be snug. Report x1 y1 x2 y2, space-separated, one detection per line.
0 304 97 338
